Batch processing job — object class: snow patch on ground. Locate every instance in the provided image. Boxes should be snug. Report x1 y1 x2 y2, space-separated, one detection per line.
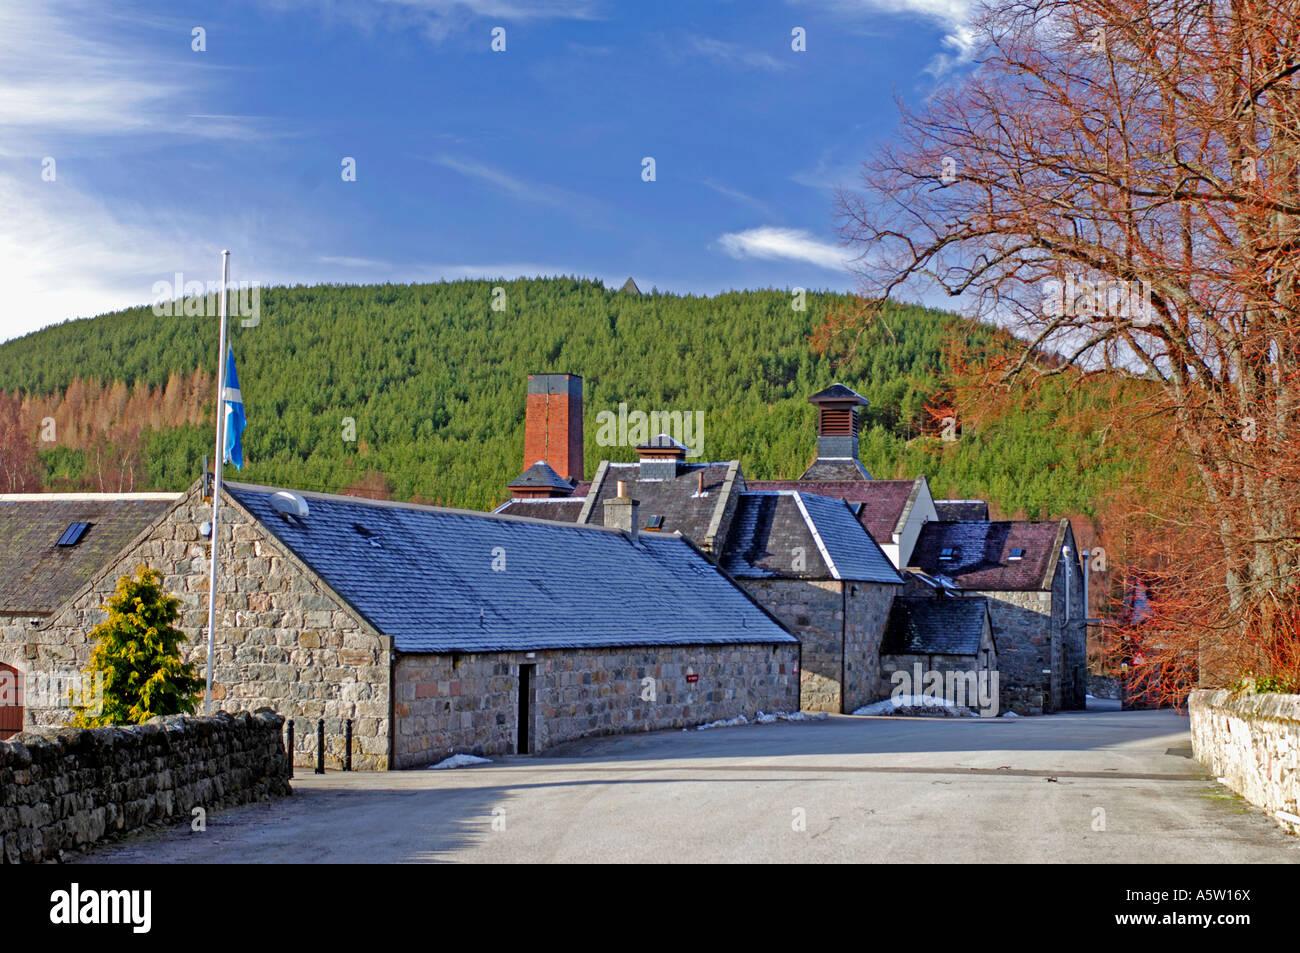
853 695 980 717
428 753 493 769
690 710 829 731
694 714 748 731
754 710 830 724
1001 711 1019 718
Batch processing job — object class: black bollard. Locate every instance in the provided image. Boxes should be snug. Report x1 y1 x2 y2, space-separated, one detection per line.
315 718 325 774
344 718 353 772
286 719 295 778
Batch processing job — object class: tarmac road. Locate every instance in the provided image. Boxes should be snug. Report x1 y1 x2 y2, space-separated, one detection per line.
80 705 1300 863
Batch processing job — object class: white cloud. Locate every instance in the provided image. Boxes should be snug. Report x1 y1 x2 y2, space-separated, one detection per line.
431 154 558 204
700 179 773 216
0 3 258 156
0 170 222 342
797 0 978 74
427 154 606 224
687 37 788 72
716 227 852 272
255 0 601 40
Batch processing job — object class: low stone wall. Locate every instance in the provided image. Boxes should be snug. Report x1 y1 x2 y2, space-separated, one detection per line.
1189 689 1300 834
0 709 292 863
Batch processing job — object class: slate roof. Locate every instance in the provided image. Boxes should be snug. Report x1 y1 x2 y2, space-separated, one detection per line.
507 461 575 493
881 596 990 656
721 491 903 583
807 383 869 405
225 483 794 653
581 461 732 540
747 478 921 545
0 494 180 613
492 498 585 522
935 499 989 521
798 457 873 480
908 520 1065 591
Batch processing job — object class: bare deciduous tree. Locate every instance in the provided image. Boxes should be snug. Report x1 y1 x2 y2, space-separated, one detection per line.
835 0 1300 690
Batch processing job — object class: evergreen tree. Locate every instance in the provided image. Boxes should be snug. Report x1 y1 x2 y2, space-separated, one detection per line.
74 567 203 727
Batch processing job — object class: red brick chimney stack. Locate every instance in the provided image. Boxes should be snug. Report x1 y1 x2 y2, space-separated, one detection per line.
523 374 584 485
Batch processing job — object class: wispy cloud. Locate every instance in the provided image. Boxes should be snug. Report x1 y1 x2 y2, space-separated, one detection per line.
0 3 259 155
687 37 789 72
700 179 773 216
0 169 223 342
791 153 864 194
427 154 606 223
256 0 602 41
716 227 852 272
795 0 977 74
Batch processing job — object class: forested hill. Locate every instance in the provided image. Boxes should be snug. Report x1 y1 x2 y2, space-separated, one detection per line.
0 277 1132 518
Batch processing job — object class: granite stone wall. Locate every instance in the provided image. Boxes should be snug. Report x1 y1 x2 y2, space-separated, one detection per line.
0 487 393 769
1190 688 1300 834
878 620 998 713
1051 544 1088 711
978 590 1054 715
737 579 894 713
0 709 291 863
393 642 800 768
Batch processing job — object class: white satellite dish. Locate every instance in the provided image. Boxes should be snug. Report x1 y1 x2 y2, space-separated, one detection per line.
271 491 309 520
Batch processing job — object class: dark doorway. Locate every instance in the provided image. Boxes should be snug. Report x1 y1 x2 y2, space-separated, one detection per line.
0 662 24 740
517 664 534 754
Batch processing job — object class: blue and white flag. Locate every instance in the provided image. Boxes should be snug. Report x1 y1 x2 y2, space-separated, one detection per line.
223 348 246 469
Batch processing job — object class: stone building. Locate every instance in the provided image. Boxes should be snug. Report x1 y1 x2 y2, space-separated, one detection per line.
908 520 1086 714
878 596 998 712
0 480 798 767
0 492 181 739
496 375 1088 715
499 403 905 713
719 490 903 713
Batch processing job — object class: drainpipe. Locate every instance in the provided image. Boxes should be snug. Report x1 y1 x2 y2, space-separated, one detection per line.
386 644 397 771
1079 549 1104 625
1062 545 1071 622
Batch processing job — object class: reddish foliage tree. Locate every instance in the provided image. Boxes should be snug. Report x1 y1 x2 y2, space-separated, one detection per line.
0 391 41 492
342 469 393 501
834 0 1300 695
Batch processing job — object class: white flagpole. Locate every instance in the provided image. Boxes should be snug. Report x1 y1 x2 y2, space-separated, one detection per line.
204 250 230 715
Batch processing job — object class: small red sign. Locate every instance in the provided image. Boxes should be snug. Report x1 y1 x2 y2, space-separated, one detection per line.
685 673 699 683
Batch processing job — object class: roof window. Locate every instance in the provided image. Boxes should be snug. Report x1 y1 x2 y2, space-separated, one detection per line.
56 522 91 547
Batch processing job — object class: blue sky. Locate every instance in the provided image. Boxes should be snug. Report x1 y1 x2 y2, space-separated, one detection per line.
0 0 975 342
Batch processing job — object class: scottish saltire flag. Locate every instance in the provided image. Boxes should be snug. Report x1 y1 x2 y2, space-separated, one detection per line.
223 348 246 469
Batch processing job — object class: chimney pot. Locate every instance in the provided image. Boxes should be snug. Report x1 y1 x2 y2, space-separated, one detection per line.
603 484 639 540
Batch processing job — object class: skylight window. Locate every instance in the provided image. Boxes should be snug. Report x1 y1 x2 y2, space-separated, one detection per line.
646 515 665 531
1008 548 1025 561
938 546 956 561
56 522 91 547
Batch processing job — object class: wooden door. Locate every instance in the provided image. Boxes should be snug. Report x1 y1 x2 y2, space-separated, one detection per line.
0 662 23 739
